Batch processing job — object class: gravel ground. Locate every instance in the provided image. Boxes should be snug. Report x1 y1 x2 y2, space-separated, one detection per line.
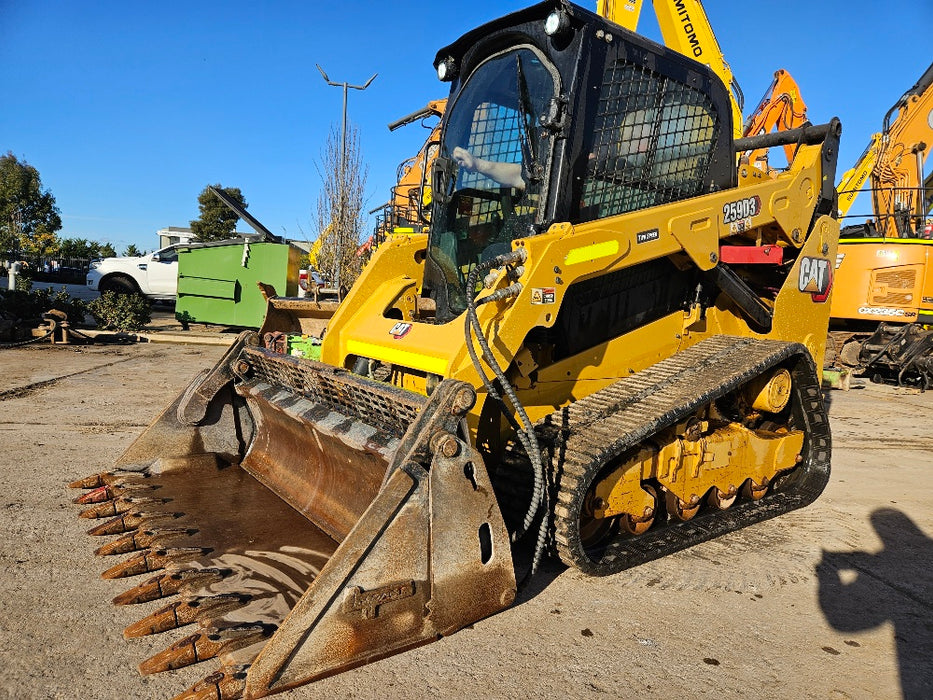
0 341 930 700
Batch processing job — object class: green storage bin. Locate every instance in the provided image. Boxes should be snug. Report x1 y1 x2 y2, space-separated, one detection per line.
175 238 300 328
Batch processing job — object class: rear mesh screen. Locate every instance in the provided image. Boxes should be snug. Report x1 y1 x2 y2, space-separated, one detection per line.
577 60 721 222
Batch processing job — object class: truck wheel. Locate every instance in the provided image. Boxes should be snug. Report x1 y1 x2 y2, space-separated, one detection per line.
99 276 139 295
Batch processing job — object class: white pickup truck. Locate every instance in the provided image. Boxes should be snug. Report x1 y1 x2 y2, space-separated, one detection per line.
86 245 179 301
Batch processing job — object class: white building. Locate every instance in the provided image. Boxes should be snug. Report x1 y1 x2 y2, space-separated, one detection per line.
157 227 198 248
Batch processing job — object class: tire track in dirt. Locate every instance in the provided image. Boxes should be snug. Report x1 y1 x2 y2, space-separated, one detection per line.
833 437 933 451
0 356 142 401
612 505 864 593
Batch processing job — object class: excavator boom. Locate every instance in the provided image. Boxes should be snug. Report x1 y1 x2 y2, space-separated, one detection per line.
837 61 933 233
829 61 933 388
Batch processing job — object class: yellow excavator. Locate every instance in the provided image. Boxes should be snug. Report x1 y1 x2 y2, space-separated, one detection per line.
828 61 933 387
368 99 447 248
741 69 809 173
264 101 448 340
70 2 841 698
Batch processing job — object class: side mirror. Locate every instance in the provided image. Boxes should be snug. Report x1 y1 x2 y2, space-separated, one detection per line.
151 253 161 262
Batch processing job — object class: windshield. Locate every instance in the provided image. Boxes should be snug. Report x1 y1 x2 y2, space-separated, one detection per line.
427 48 556 317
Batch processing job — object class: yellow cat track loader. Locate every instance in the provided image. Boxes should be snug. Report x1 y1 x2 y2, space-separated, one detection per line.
70 2 841 698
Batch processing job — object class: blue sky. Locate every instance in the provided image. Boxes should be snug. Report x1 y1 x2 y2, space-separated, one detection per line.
2 1 931 253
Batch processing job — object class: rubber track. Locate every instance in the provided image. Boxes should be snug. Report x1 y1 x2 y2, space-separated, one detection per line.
542 335 831 576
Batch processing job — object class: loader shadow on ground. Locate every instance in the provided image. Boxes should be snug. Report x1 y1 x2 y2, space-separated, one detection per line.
816 507 933 700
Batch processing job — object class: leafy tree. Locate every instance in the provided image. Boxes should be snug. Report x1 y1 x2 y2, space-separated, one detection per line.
314 125 368 296
59 237 93 259
190 184 245 241
57 237 119 260
59 237 104 261
123 243 143 257
0 152 62 258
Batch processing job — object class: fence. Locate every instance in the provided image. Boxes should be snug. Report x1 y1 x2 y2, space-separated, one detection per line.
1 256 93 285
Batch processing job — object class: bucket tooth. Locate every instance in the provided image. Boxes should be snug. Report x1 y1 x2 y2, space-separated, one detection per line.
113 567 231 606
69 471 154 489
94 527 197 556
123 594 252 638
86 511 181 537
139 624 275 675
79 496 171 519
73 483 158 505
172 665 249 700
73 485 118 504
69 471 120 489
101 547 213 580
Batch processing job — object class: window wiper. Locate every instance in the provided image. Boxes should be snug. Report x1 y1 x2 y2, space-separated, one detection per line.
431 154 459 205
516 55 540 182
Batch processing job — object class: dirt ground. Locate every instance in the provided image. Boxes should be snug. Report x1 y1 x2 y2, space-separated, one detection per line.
0 339 930 700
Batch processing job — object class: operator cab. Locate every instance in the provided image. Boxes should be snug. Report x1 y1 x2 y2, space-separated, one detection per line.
423 0 734 322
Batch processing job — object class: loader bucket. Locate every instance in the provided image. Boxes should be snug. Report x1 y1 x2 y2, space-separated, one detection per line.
70 334 516 699
257 296 341 341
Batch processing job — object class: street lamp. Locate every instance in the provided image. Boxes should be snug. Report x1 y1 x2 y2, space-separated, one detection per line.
316 64 377 300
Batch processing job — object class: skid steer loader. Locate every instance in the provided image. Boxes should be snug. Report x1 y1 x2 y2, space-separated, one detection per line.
70 2 841 698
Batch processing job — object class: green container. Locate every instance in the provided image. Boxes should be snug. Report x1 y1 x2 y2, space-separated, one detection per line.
175 238 300 328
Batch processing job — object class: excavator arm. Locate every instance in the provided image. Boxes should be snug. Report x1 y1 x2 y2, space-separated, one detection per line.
871 62 933 237
838 61 933 235
742 69 808 171
837 133 882 217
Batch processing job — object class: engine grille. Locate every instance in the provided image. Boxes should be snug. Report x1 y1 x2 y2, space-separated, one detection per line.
871 268 917 305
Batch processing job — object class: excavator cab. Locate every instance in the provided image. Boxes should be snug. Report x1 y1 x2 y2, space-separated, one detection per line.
70 3 841 698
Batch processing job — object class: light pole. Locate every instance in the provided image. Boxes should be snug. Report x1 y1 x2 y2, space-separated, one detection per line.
316 64 377 300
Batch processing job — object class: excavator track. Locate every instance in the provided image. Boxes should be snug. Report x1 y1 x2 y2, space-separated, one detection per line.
538 335 831 576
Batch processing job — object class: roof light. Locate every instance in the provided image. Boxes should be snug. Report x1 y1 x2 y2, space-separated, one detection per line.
436 57 457 82
544 10 570 37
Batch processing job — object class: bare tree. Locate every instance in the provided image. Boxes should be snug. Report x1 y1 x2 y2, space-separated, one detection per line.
313 124 368 296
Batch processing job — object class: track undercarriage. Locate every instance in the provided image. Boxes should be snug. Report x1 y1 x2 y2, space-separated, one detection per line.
500 336 831 576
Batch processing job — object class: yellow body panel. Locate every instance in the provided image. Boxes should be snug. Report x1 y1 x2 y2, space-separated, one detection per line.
322 139 839 430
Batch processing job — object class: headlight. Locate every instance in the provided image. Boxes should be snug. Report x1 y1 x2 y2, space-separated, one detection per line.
436 57 457 82
89 261 101 269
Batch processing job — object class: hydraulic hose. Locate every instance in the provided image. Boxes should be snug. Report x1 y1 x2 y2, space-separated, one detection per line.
462 250 550 581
